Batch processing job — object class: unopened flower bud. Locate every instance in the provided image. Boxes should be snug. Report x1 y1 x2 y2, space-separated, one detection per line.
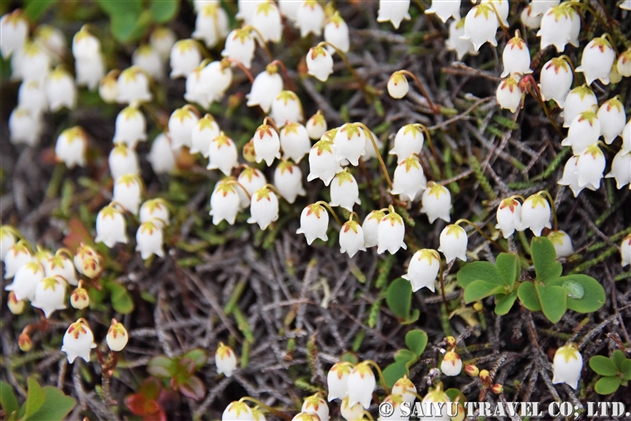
465 364 479 377
496 75 523 113
216 342 237 377
106 319 129 352
70 286 90 309
441 350 462 376
8 291 25 314
306 110 327 140
491 384 503 394
19 332 33 352
616 49 631 77
387 71 409 99
82 256 103 279
307 45 334 82
479 369 491 383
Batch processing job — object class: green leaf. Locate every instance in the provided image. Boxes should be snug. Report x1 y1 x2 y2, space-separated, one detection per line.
517 282 541 311
147 356 176 378
26 386 76 421
150 0 180 23
621 360 631 380
496 253 520 289
405 330 428 357
178 375 205 401
494 290 518 316
0 381 18 418
394 349 417 364
111 9 153 43
24 0 57 20
382 361 408 389
612 350 626 370
386 278 412 319
589 356 619 377
400 309 420 325
24 377 46 418
457 261 505 288
463 280 506 303
553 275 606 314
594 376 622 395
182 349 208 370
107 281 135 314
535 283 567 323
531 237 562 284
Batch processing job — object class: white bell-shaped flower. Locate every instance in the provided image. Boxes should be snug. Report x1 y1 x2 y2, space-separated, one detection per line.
116 66 153 104
347 362 376 409
565 5 580 47
113 105 147 148
113 174 143 215
562 85 597 128
106 319 129 352
4 242 33 279
539 57 573 107
280 122 311 163
333 123 366 166
340 397 364 420
306 110 328 140
140 199 170 225
377 0 411 29
44 253 77 286
623 120 631 154
75 54 105 91
421 182 452 223
606 150 631 189
296 0 326 37
496 75 523 113
530 0 560 16
0 226 16 261
552 344 582 390
327 362 353 401
0 11 28 58
196 60 233 105
61 319 96 363
20 42 51 82
403 249 440 292
274 161 306 204
362 210 385 248
222 28 256 69
329 170 361 212
136 220 165 259
18 80 47 116
279 0 301 21
521 193 552 236
558 156 592 198
324 12 350 54
95 204 128 248
55 126 88 169
537 6 572 53
547 230 574 258
193 4 229 48
296 203 330 245
207 132 239 176
216 343 237 377
222 401 254 421
149 133 179 175
361 129 383 162
501 35 532 77
496 197 522 238
391 376 416 405
31 275 67 318
248 186 279 230
99 72 118 103
73 244 99 276
253 123 281 166
72 26 100 60
237 167 267 208
561 110 600 155
426 0 460 22
576 144 605 189
184 64 209 108
389 124 424 163
339 220 366 258
391 155 427 202
422 385 452 421
616 49 631 77
271 90 304 127
210 179 242 225
191 114 220 157
621 0 631 10
5 261 44 301
302 395 330 421
576 35 615 86
307 139 343 186
251 1 282 43
483 0 509 26
36 24 66 64
446 18 477 60
236 0 266 23
597 97 626 144
70 285 90 309
438 224 468 262
132 44 163 81
441 350 463 376
247 65 284 113
521 5 542 29
170 39 202 78
9 108 43 146
387 71 409 99
377 208 407 255
109 143 140 180
462 4 498 51
168 107 199 149
621 234 631 267
45 67 77 111
307 45 334 82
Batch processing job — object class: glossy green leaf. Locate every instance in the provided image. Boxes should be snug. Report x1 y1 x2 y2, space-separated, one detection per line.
589 356 619 377
535 283 567 323
531 237 562 284
496 253 520 289
394 349 417 364
182 349 208 370
594 376 621 395
400 309 420 325
386 278 412 319
0 381 18 419
517 282 540 311
382 361 408 389
107 281 134 314
111 9 153 43
494 290 518 315
147 356 176 378
457 261 504 288
612 350 626 370
150 0 180 23
405 330 428 357
621 360 631 380
26 386 76 421
552 275 606 313
463 280 506 303
24 377 46 418
24 0 57 20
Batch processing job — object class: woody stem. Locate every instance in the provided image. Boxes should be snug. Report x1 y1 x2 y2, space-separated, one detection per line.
537 190 558 231
239 397 292 420
314 201 342 227
455 219 508 253
364 360 391 395
399 70 440 114
356 123 393 190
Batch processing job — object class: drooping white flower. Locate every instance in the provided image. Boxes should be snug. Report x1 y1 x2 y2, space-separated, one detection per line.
237 167 267 208
327 362 354 401
106 319 129 352
75 54 105 91
439 224 468 262
339 220 366 258
426 0 461 22
446 18 477 60
31 275 67 318
95 204 128 248
377 0 411 29
280 122 311 163
296 203 330 245
207 132 239 176
113 105 147 148
61 319 96 363
99 71 118 103
274 161 306 204
247 65 284 113
441 350 463 376
19 42 51 82
222 28 256 69
5 261 44 301
9 108 43 146
306 110 327 140
552 344 583 390
150 27 176 61
210 179 242 225
576 35 615 86
148 133 179 175
562 85 597 128
421 182 452 223
270 90 304 128
496 75 523 113
253 123 281 166
462 4 498 51
216 342 237 377
135 220 165 259
333 123 366 166
170 39 202 79
191 114 221 157
403 249 440 292
392 375 417 404
576 144 605 189
391 155 427 202
377 208 407 255
561 110 601 155
330 170 361 212
347 362 376 409
302 395 330 421
70 286 90 310
44 253 78 286
55 126 88 169
17 80 47 117
605 150 631 189
547 230 574 258
3 242 32 279
422 385 452 420
501 35 532 77
623 120 631 154
483 0 509 26
390 124 424 163
0 227 17 261
183 64 209 108
521 4 542 29
621 234 631 267
45 67 76 111
307 45 334 82
597 97 626 144
35 24 66 64
140 199 170 225
292 413 319 421
251 1 282 43
193 4 229 48
117 66 153 104
113 174 143 215
279 0 301 21
387 71 409 99
196 60 233 106
565 5 580 48
307 139 343 186
168 106 199 149
340 397 364 420
324 12 350 54
496 197 522 238
0 11 28 58
617 49 631 77
236 0 266 23
109 143 140 180
621 0 631 10
132 44 164 81
362 210 385 249
537 6 572 53
296 0 326 37
521 193 552 236
530 0 561 16
248 187 279 230
222 401 254 421
558 156 592 198
539 57 573 108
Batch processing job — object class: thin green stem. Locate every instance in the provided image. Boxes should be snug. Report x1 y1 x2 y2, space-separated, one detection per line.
356 123 393 190
439 259 448 313
239 397 292 420
362 410 375 421
455 219 508 253
414 123 442 177
314 201 342 226
364 360 391 395
398 70 440 114
536 190 558 231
